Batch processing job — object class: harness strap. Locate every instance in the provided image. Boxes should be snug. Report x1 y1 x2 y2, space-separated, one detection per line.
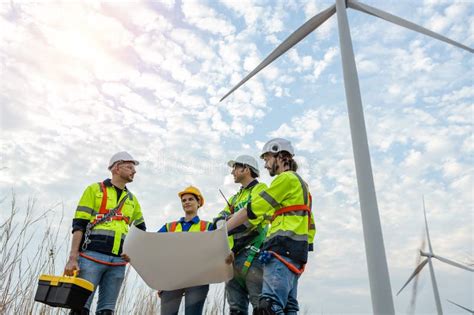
272 204 311 219
98 182 108 214
271 204 312 230
169 221 178 232
269 251 305 275
238 226 268 286
94 181 130 224
79 252 127 266
81 192 130 252
200 220 207 231
94 214 130 224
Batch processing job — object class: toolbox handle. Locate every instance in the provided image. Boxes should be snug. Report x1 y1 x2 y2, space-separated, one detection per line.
62 270 79 278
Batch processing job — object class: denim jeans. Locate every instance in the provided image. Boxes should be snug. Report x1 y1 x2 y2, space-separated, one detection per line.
260 255 301 315
77 250 126 312
160 284 209 315
226 249 263 314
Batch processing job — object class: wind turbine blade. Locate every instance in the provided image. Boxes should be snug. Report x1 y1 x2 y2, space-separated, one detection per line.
409 237 425 315
397 258 428 296
348 0 474 53
433 254 474 272
427 257 443 315
422 196 434 254
447 300 474 314
219 4 336 102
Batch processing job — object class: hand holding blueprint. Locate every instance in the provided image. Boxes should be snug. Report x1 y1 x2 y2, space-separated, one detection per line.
123 224 233 291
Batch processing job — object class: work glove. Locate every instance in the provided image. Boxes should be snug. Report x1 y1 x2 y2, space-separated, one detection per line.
258 250 272 264
211 214 229 230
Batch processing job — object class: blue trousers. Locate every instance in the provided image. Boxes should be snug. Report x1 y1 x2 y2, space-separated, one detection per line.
160 285 209 315
78 250 126 312
226 249 263 314
260 256 301 315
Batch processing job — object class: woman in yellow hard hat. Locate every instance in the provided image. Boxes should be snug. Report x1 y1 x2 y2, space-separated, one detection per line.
157 186 212 315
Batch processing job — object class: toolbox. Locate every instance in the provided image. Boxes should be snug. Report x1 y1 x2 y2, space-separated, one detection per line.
34 273 94 309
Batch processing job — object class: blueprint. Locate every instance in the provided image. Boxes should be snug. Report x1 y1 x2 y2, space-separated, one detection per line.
123 223 233 290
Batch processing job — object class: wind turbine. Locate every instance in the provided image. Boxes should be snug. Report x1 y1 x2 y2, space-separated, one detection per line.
219 1 473 313
397 198 474 314
406 236 425 315
447 300 474 314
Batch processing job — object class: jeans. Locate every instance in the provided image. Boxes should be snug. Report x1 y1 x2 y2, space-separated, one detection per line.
227 249 263 314
77 250 126 312
160 285 209 315
260 255 301 315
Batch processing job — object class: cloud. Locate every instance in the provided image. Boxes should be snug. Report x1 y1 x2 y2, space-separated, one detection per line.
1 1 472 313
181 0 235 36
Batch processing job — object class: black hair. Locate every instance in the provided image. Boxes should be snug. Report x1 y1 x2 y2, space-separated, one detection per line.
277 151 298 172
234 162 259 178
249 168 259 178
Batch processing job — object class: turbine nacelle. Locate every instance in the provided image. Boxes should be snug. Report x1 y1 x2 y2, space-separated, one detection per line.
420 250 433 258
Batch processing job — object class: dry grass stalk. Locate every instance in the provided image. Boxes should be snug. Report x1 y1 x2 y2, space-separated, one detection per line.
0 193 308 314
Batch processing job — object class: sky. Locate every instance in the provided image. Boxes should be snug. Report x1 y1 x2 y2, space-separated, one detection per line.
0 0 473 314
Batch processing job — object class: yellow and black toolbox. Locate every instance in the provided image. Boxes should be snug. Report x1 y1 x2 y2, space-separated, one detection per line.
34 273 94 309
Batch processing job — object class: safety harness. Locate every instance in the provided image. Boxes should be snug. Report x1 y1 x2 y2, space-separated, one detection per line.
80 181 130 266
261 193 313 275
233 186 269 287
236 225 268 288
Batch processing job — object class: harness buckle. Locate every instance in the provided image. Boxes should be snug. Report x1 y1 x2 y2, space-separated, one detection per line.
248 245 260 254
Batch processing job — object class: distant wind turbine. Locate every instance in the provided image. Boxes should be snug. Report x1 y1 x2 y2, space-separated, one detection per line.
397 198 474 315
220 1 473 313
406 236 425 315
447 300 474 314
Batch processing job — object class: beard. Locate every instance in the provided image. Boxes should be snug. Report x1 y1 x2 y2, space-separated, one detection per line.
121 174 134 183
268 162 279 177
233 174 243 183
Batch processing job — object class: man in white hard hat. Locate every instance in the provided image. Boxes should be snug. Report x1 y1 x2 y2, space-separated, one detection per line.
226 139 316 315
64 151 146 315
214 155 268 315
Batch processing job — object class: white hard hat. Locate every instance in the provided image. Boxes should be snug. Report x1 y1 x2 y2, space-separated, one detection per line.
227 155 260 177
108 151 139 170
260 138 295 158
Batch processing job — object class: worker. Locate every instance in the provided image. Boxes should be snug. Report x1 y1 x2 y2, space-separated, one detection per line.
64 151 146 315
226 138 316 315
213 155 268 315
157 186 212 315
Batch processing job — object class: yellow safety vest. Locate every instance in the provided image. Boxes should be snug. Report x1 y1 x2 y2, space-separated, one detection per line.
74 181 144 255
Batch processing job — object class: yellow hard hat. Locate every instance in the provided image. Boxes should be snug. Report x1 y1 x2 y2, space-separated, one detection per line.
178 186 204 207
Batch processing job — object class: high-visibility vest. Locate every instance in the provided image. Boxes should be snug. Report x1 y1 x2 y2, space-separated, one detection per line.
166 219 211 232
248 171 316 264
216 181 268 252
74 180 145 255
92 181 130 224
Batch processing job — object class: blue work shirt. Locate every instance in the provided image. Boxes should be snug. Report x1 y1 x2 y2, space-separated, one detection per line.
158 216 202 232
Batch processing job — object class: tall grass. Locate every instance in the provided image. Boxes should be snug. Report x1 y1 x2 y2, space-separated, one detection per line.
0 194 228 314
0 193 308 314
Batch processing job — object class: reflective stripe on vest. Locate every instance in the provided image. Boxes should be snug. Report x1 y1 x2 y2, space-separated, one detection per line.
168 220 208 232
271 204 312 230
270 178 313 230
93 181 130 224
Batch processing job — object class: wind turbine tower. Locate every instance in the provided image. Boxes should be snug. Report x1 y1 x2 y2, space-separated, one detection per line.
220 1 473 314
